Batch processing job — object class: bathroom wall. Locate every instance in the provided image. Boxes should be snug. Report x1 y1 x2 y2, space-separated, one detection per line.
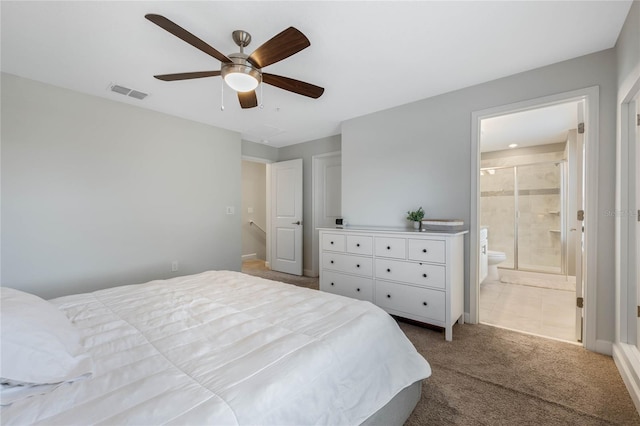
480 167 516 268
480 143 566 273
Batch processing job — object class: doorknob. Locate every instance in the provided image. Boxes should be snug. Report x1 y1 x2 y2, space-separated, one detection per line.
292 221 301 225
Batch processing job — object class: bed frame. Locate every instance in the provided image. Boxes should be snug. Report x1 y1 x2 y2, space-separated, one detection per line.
361 380 422 426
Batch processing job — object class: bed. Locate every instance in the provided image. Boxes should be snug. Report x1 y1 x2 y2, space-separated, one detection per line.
1 270 431 425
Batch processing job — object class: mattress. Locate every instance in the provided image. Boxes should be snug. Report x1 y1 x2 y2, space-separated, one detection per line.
2 270 431 425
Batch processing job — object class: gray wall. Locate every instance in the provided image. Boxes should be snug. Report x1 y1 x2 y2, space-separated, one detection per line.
1 73 242 299
277 134 341 275
342 49 617 343
616 0 639 88
241 160 267 260
241 139 279 162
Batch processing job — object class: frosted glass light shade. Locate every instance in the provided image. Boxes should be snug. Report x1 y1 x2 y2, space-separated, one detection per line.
224 72 259 92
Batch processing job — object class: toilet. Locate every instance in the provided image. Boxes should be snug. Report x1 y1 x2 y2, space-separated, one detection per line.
487 250 507 281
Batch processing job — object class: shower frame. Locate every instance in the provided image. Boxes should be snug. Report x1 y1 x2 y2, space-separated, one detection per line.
481 159 567 276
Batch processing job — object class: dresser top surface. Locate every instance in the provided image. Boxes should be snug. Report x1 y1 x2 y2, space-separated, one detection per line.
318 226 468 236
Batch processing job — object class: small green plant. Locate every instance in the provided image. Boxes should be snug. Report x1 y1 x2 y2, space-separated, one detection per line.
406 207 425 222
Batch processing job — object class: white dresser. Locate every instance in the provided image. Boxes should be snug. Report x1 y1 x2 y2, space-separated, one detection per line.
319 227 467 341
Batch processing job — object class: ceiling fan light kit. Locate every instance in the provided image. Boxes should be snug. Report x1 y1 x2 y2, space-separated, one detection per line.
221 53 261 93
223 68 259 93
145 14 324 109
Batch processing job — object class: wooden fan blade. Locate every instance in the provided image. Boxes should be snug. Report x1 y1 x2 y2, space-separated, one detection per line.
247 27 310 69
145 14 231 63
262 73 324 99
154 71 221 81
238 91 258 109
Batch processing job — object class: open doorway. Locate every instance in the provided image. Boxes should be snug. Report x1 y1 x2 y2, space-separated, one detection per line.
241 159 269 270
470 86 599 349
478 101 581 342
241 157 304 277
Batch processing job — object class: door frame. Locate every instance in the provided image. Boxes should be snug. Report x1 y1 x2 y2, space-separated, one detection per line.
311 151 341 277
612 71 640 414
469 86 599 352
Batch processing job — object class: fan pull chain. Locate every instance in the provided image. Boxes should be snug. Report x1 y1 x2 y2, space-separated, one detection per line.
220 78 225 111
259 81 264 109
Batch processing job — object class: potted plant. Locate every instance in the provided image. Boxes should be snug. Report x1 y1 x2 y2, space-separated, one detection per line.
406 207 425 229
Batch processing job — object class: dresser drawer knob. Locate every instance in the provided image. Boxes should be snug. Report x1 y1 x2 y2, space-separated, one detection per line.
423 273 428 278
387 294 391 298
330 241 334 245
331 282 335 286
356 264 360 268
387 246 391 250
356 288 361 292
356 243 360 247
423 302 428 306
387 268 391 272
423 248 427 253
330 260 334 264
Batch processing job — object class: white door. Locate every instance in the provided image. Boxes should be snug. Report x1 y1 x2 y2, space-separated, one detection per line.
575 101 585 342
270 159 303 275
312 152 341 276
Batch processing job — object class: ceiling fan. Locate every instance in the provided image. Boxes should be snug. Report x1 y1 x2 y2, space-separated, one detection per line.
145 14 325 109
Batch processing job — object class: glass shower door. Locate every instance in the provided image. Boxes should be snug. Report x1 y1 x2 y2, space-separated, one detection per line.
480 167 515 269
516 163 563 274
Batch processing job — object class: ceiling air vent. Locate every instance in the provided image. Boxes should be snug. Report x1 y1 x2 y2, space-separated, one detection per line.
109 84 148 100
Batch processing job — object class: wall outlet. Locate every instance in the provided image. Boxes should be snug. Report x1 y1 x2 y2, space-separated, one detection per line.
226 206 235 215
171 261 179 272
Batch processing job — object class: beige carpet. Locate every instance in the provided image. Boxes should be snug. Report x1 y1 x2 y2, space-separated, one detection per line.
242 259 319 289
242 261 640 425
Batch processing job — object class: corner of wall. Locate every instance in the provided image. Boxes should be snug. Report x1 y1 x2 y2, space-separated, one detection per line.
613 343 640 415
595 339 613 356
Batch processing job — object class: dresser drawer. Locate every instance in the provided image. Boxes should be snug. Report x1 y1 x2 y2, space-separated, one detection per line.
374 237 406 259
322 233 345 252
375 281 445 322
320 271 373 302
322 252 373 277
408 239 446 263
346 235 373 255
375 259 445 289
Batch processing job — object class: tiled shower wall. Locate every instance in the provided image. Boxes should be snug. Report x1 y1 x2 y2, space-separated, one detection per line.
480 149 565 273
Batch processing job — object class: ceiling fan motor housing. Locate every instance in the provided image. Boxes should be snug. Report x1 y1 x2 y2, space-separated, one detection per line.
221 53 262 91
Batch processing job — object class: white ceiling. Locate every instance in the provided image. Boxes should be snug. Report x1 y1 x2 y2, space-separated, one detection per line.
480 101 580 152
1 1 632 148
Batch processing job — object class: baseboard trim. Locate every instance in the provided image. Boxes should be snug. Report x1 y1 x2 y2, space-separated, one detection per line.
613 343 640 415
595 339 613 356
241 253 257 261
464 312 475 324
303 269 318 278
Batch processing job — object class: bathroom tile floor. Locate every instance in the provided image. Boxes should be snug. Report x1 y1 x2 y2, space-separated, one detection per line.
480 271 577 343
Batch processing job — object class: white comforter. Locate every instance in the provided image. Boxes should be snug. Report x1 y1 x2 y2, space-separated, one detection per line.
2 271 431 425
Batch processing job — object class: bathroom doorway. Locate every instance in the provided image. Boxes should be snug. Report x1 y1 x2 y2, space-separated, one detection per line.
475 98 588 344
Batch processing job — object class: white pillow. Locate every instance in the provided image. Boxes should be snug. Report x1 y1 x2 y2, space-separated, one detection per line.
0 287 93 386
